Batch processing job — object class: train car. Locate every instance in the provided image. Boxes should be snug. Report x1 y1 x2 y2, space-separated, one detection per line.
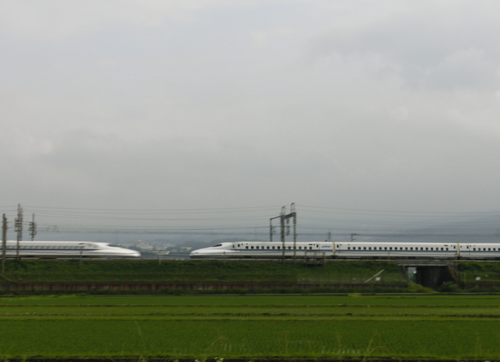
189 241 333 259
334 242 458 259
459 243 500 259
190 241 500 260
1 241 140 259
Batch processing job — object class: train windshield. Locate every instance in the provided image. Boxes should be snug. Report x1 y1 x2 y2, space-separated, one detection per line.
214 244 223 247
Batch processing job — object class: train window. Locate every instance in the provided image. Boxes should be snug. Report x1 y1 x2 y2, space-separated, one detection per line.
309 246 312 250
288 246 291 249
214 244 222 247
256 246 259 249
233 245 235 248
425 247 428 251
488 248 491 251
251 246 254 249
446 248 449 251
348 247 350 250
484 248 487 251
440 248 443 251
277 246 280 250
385 247 387 250
473 248 476 251
363 247 366 250
405 247 408 250
389 247 392 250
246 246 249 249
272 246 275 249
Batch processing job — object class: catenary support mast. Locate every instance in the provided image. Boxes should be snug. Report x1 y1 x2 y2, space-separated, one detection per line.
15 204 23 260
269 204 297 262
2 214 6 274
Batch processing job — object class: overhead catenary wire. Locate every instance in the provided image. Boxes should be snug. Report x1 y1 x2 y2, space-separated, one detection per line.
299 204 500 216
3 204 500 240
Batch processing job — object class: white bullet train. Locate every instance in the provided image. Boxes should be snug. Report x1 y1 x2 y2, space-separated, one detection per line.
1 241 140 259
190 241 500 260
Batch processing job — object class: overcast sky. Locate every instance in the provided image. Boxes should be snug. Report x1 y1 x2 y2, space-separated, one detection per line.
2 0 500 231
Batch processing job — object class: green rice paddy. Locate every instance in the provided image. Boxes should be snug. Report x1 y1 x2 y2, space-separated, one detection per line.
0 294 500 359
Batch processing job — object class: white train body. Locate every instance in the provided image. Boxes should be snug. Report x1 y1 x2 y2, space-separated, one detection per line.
190 241 333 259
190 241 500 260
1 241 140 259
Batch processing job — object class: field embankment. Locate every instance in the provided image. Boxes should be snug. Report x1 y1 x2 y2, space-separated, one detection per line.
3 260 500 293
0 260 411 294
0 260 403 283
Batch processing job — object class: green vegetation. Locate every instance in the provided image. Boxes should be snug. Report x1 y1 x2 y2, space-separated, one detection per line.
0 259 405 283
458 262 500 283
0 294 500 359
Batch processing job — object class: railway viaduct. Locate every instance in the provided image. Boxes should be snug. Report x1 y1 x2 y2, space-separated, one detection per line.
393 259 458 288
321 258 458 288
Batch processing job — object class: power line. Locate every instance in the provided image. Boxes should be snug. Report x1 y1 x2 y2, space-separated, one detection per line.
24 205 280 214
299 204 500 216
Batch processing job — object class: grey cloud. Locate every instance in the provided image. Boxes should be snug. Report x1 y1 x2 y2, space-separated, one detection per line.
311 2 500 90
2 0 500 225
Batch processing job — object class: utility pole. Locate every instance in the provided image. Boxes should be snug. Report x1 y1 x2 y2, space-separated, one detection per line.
29 213 36 241
350 233 358 242
2 214 7 275
15 204 23 260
